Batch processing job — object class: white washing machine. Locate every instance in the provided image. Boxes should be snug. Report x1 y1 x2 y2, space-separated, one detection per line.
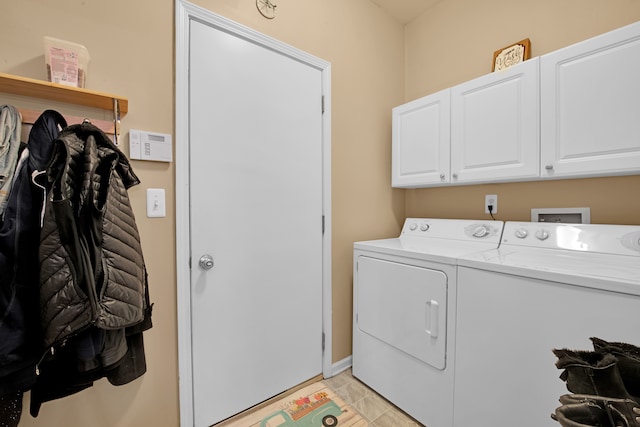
352 218 504 427
454 221 640 427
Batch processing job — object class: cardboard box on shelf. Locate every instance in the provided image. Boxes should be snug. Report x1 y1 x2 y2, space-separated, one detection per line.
44 36 90 88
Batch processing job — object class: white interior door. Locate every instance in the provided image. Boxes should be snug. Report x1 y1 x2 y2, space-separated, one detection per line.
187 16 327 427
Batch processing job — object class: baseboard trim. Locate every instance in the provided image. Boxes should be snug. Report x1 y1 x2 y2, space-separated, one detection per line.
329 355 352 378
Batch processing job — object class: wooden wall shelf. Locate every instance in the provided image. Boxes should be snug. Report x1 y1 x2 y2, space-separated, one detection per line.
0 72 128 116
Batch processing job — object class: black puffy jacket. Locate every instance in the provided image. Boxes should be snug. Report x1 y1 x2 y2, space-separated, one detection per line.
39 122 149 349
30 122 152 416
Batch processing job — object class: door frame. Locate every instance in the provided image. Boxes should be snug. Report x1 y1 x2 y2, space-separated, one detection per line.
175 2 332 426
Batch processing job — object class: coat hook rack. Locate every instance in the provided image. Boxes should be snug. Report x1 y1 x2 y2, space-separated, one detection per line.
113 97 120 145
0 72 128 139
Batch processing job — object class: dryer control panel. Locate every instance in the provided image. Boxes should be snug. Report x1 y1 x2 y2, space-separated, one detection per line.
401 218 504 243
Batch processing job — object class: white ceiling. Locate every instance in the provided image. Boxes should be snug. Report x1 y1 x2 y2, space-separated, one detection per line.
368 0 442 24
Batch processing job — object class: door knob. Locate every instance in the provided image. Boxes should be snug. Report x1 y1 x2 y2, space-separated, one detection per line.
199 254 214 270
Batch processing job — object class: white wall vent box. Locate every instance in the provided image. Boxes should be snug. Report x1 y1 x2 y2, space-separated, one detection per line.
531 207 591 224
129 129 173 162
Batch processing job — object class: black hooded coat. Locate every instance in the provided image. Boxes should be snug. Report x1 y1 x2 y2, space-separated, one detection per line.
0 110 67 396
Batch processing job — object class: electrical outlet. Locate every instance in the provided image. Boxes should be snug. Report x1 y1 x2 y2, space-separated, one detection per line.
485 194 498 214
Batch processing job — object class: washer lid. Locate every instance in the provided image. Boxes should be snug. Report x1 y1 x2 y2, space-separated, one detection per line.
459 222 640 295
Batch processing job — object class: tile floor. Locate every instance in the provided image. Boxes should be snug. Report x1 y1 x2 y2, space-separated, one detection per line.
324 369 424 427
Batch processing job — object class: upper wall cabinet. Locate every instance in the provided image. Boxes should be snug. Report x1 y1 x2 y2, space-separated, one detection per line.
540 21 640 179
392 59 539 188
451 58 539 184
392 20 640 188
392 89 450 187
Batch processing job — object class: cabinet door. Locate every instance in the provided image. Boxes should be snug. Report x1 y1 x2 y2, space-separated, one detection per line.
541 22 640 178
450 58 539 184
392 89 450 187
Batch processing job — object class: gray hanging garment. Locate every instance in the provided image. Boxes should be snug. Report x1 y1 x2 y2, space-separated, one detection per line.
0 105 22 217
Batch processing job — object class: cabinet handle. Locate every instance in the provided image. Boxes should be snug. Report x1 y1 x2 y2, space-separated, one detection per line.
545 164 554 170
439 173 445 179
452 173 458 179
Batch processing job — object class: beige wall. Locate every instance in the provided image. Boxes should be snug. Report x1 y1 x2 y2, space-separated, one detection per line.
1 0 404 426
2 1 178 426
404 0 640 225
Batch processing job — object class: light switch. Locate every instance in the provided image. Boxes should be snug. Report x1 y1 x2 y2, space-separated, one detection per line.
146 188 166 218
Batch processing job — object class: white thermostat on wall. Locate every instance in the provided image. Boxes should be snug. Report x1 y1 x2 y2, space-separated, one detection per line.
129 129 173 162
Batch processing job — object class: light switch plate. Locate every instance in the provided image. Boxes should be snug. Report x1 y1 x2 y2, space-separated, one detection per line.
146 188 166 218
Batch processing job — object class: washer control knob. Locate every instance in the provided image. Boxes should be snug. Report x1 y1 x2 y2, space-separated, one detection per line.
515 228 528 239
409 223 417 231
535 229 550 241
472 225 490 238
420 224 430 232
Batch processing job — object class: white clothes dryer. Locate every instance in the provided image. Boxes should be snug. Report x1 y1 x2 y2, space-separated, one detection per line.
353 218 504 427
454 221 640 427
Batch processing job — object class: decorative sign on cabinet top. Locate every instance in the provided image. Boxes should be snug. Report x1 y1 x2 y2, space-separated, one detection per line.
492 38 531 72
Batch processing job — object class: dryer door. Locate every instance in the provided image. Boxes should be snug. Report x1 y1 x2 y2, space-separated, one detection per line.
355 256 448 369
